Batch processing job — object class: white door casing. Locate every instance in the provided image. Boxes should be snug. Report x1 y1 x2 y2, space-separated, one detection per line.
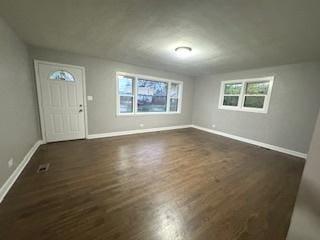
35 60 87 143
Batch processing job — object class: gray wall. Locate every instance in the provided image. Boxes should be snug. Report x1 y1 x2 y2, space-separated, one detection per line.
287 109 320 240
29 46 194 135
0 18 40 187
192 62 320 153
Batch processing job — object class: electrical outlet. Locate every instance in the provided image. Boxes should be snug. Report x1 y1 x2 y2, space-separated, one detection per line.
139 123 144 128
212 124 216 128
8 158 13 168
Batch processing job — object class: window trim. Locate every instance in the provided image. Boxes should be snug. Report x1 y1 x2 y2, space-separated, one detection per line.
218 76 274 114
116 72 183 116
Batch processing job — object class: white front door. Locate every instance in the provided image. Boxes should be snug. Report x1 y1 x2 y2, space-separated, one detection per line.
36 61 86 142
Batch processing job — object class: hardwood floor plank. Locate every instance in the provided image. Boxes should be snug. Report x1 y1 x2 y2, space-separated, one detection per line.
0 128 304 240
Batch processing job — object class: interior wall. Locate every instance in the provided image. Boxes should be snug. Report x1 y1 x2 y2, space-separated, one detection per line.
29 46 194 135
192 62 320 154
0 18 40 187
287 109 320 240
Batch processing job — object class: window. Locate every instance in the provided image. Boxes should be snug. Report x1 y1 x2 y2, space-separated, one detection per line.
49 70 75 82
137 79 168 112
222 82 242 107
118 75 134 113
218 76 274 113
117 72 183 115
169 83 180 112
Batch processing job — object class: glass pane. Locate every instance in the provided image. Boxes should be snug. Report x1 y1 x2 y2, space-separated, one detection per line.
170 98 178 112
120 96 133 113
49 71 75 81
224 83 242 94
118 75 134 95
170 83 179 98
223 96 239 106
244 96 265 108
137 95 167 112
137 79 168 112
245 81 269 94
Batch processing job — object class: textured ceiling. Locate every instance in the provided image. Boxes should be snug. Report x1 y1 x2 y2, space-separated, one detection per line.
1 0 320 77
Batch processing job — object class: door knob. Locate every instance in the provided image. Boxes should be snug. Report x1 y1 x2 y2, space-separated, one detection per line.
79 109 83 113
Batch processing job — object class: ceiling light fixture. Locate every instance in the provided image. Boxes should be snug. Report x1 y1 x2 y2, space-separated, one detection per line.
174 46 192 58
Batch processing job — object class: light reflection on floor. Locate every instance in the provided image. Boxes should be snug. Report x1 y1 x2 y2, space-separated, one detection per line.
116 141 167 171
154 195 185 240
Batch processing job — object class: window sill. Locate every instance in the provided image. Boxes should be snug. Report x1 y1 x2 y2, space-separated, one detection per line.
218 106 268 114
116 112 181 117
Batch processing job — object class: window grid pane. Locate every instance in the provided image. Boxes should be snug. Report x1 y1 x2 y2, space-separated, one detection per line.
223 96 239 106
118 75 134 95
170 98 178 112
243 96 265 108
224 83 242 95
137 79 168 113
170 83 180 98
245 81 269 95
120 96 134 113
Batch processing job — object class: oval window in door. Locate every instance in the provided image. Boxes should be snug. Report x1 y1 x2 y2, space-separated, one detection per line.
49 70 75 82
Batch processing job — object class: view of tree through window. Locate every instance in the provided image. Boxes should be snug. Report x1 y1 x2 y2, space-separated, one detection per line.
245 81 269 94
224 83 242 94
137 79 168 112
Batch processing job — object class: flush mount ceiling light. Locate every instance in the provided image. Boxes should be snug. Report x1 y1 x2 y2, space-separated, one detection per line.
174 46 192 58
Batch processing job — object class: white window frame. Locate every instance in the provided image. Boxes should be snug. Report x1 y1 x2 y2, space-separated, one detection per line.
116 72 183 116
218 76 274 114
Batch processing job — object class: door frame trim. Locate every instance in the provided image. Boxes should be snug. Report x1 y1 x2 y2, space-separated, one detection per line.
34 60 89 143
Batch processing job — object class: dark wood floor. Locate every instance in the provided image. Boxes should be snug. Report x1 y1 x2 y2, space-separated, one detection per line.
0 128 304 240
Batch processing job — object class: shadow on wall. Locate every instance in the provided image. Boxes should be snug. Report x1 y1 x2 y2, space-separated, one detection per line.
297 177 320 218
287 177 320 239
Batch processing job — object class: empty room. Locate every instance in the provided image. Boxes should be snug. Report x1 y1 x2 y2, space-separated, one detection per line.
0 1 320 239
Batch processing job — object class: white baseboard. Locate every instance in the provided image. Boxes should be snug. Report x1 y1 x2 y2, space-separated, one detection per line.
191 125 307 159
87 125 192 139
0 140 43 203
87 124 307 158
0 125 306 203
